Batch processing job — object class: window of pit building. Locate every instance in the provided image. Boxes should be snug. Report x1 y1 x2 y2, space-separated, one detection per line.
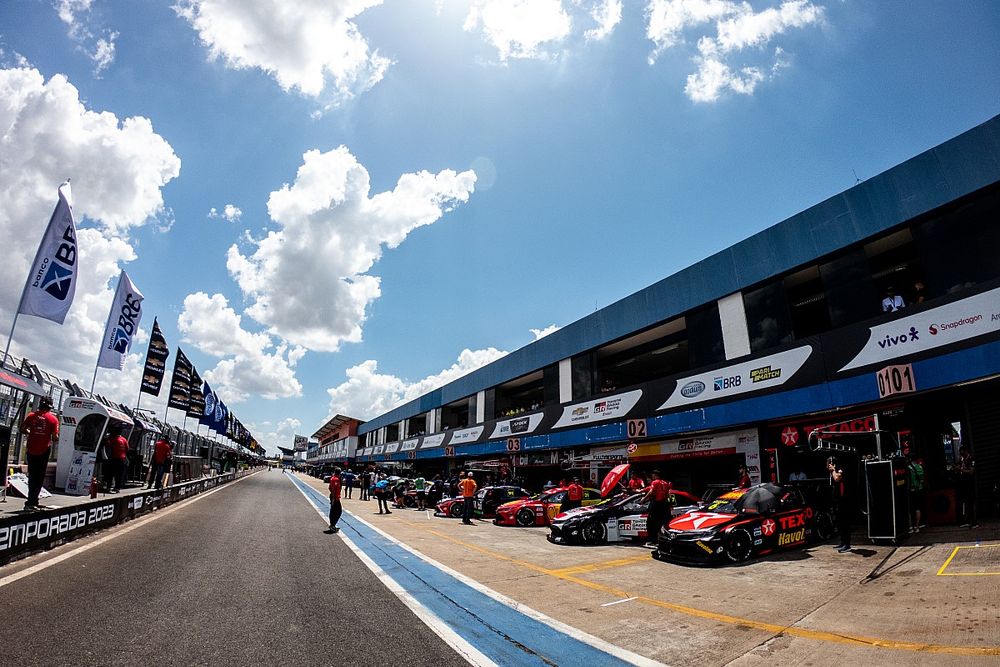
385 422 399 443
593 317 689 392
744 280 794 353
785 265 831 339
441 397 471 430
818 247 880 329
911 185 1000 298
494 370 545 418
865 228 924 315
686 303 725 368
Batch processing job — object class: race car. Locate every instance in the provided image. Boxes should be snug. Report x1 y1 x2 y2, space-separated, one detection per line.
547 489 700 545
493 487 603 526
435 485 530 519
652 483 834 565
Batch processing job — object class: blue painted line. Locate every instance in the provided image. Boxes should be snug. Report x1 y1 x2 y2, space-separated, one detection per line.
288 475 640 667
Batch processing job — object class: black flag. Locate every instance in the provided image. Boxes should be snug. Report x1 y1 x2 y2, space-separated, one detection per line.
187 365 205 419
167 348 192 411
140 318 170 396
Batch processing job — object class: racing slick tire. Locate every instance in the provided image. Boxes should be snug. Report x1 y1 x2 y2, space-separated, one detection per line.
814 510 835 541
449 502 464 518
402 495 416 508
516 508 536 527
581 520 607 545
724 528 753 563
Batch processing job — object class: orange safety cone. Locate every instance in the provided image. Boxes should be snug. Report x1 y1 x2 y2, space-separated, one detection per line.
89 476 98 499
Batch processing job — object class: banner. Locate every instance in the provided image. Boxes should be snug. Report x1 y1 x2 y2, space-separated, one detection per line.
167 348 192 411
17 182 79 324
199 382 216 426
140 318 170 396
96 271 144 370
186 366 205 419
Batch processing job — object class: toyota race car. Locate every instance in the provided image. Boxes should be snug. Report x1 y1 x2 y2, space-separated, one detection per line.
652 483 834 565
494 487 603 526
436 485 530 519
547 490 700 545
435 495 467 518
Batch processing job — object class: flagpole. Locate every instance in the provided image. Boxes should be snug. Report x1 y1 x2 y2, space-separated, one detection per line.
1 312 22 371
92 272 124 393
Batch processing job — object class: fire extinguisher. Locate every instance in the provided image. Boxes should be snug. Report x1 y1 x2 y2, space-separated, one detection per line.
89 476 98 499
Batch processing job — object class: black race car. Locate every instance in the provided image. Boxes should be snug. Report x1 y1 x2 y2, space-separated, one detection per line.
547 490 700 545
652 483 834 565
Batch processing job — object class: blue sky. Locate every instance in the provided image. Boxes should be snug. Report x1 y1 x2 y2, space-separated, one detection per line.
1 1 997 454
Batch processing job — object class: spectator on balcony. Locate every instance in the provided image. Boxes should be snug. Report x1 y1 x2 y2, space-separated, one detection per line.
882 286 905 313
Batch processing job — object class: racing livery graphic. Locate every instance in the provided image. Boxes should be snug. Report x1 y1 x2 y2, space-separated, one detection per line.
494 487 603 527
652 483 834 565
547 490 699 545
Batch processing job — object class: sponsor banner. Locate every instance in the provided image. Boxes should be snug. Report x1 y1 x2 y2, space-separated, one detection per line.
186 366 205 419
0 471 240 565
659 346 812 410
373 445 385 455
767 403 903 449
630 427 758 461
553 390 643 429
293 435 308 451
167 348 193 411
490 412 544 439
96 271 144 371
17 182 78 325
385 443 400 454
446 427 483 446
140 318 170 397
579 445 629 462
839 286 1000 371
401 439 420 451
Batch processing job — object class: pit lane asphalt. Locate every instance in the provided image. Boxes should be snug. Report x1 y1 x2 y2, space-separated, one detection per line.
0 471 469 666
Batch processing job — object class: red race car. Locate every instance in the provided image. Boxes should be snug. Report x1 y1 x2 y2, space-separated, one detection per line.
494 487 603 526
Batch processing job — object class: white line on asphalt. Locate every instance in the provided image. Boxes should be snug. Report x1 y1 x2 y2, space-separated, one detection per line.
602 597 639 607
0 472 258 589
289 477 496 667
339 502 663 667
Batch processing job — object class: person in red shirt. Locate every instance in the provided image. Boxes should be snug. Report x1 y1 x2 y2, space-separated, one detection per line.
641 469 673 547
20 396 59 509
147 437 173 490
563 478 584 512
326 467 343 533
736 464 752 489
627 473 646 492
105 427 130 493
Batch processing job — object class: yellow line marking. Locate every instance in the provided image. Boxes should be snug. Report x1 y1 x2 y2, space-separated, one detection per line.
550 554 651 576
395 518 999 656
937 543 1000 576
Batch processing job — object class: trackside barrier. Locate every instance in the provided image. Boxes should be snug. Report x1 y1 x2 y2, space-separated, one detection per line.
0 469 256 566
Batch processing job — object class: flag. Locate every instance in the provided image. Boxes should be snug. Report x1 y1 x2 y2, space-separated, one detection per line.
187 366 205 419
200 382 216 426
18 182 79 324
96 271 144 370
140 318 170 396
167 348 192 411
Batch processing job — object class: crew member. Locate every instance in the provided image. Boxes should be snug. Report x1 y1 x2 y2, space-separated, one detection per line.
327 467 343 533
459 472 477 524
563 477 584 512
828 456 852 553
736 463 752 489
627 472 646 492
20 396 59 510
641 469 673 547
148 436 172 489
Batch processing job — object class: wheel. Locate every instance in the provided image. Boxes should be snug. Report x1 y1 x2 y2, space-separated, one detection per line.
814 511 835 541
581 520 607 545
449 502 464 518
516 508 536 527
725 528 753 562
402 495 416 508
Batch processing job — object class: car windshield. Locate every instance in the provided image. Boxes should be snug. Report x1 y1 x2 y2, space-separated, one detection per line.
704 492 746 514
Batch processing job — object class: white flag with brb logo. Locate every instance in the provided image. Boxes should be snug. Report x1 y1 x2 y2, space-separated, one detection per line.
97 271 144 370
17 181 79 324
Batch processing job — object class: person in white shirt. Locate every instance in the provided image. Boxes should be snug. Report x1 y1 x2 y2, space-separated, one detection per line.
882 286 905 312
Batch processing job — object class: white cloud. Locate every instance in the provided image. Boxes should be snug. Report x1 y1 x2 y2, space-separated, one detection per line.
530 324 561 340
247 417 301 456
646 0 825 102
174 0 391 104
208 203 242 221
465 0 573 60
583 0 623 41
227 146 476 352
177 292 304 402
326 347 508 421
55 0 119 75
0 67 179 401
